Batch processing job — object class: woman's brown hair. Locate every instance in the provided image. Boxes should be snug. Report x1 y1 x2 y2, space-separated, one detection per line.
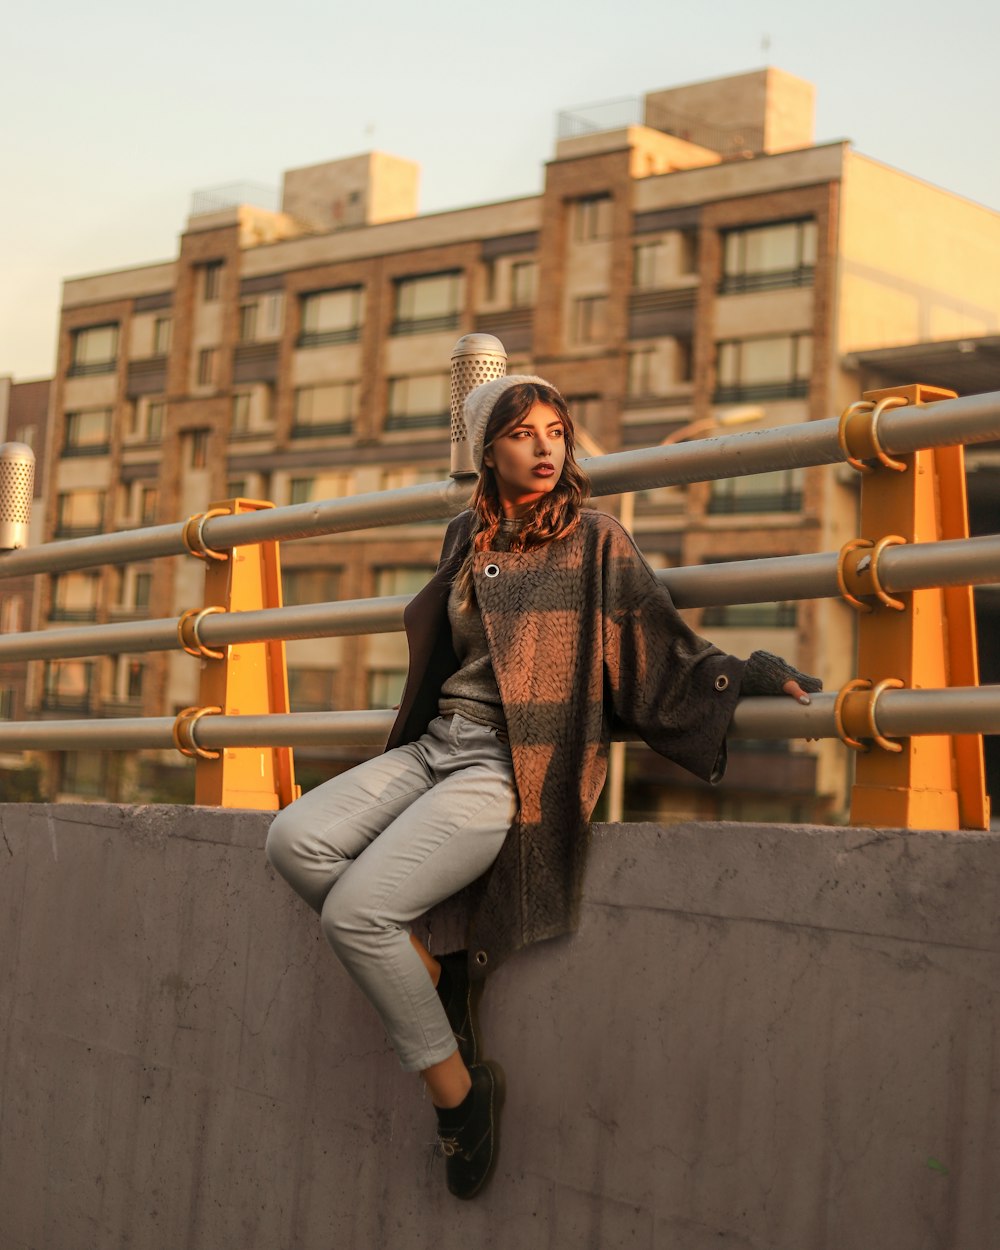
452 382 591 609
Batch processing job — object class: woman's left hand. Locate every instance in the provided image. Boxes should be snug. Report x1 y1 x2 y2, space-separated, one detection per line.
782 679 813 706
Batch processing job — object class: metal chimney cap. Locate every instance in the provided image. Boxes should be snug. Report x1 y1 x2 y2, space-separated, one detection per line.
450 333 506 360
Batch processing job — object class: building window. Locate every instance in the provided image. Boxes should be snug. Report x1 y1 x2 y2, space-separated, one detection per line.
282 567 341 605
134 572 152 609
56 490 104 537
153 316 172 355
392 272 464 335
59 749 107 796
197 347 218 387
43 660 95 712
0 688 14 719
227 478 247 498
675 336 693 383
572 195 613 242
708 467 804 515
232 391 252 433
482 259 498 303
148 400 165 441
702 600 798 628
678 228 699 274
288 472 354 505
627 348 655 398
50 572 101 622
140 487 158 526
63 408 112 456
127 659 143 700
566 395 602 435
720 219 818 294
69 324 118 376
239 302 258 343
374 566 437 597
715 335 812 403
573 295 609 345
380 465 447 491
288 667 338 713
129 397 165 443
186 429 210 469
262 292 284 337
368 669 407 710
201 261 224 301
633 242 662 290
112 655 144 703
0 595 23 633
510 261 537 308
386 374 450 431
15 423 35 448
299 287 364 346
293 382 357 436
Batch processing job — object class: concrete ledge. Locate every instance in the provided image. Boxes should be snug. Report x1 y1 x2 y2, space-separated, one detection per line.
0 803 998 1249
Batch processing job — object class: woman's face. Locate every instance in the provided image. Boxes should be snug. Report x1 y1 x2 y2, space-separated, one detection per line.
483 401 567 518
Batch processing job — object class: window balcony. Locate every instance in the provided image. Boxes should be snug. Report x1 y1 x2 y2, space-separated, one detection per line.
53 524 104 539
718 267 815 295
40 693 95 714
297 328 361 348
61 442 111 459
706 491 803 515
389 313 460 337
384 411 449 432
713 380 808 405
48 607 100 623
291 421 353 439
67 359 117 377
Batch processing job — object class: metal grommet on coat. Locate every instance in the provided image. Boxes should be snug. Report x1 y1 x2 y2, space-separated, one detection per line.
714 674 730 692
474 950 488 966
484 564 500 578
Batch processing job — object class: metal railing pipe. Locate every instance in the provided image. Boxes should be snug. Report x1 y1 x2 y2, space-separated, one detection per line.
4 389 1000 582
877 390 1000 454
0 480 471 579
2 687 999 751
729 687 1000 739
0 617 183 661
3 534 999 663
0 717 176 751
0 596 412 662
662 532 1000 608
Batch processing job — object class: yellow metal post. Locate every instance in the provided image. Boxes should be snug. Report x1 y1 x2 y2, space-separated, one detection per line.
838 386 989 830
176 498 300 809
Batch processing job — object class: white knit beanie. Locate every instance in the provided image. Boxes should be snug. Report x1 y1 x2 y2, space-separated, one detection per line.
463 375 555 471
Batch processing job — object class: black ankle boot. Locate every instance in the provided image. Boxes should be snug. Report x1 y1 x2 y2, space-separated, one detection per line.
436 949 482 1068
435 1061 505 1199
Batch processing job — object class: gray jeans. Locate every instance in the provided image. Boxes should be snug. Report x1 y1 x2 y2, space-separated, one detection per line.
265 713 517 1071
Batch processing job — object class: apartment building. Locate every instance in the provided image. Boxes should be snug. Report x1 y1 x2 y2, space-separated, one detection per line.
32 67 1000 814
0 375 51 799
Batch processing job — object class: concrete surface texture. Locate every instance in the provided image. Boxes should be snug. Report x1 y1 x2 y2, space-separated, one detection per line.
0 802 998 1250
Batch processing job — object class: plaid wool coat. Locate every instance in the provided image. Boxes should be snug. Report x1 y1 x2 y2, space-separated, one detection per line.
385 508 747 981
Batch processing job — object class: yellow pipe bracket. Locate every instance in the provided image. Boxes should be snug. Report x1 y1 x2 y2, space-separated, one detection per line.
182 508 231 562
833 678 906 755
172 705 223 760
837 395 909 473
836 535 907 612
177 606 227 660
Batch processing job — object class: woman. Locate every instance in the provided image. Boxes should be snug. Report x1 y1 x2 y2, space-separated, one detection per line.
266 376 820 1200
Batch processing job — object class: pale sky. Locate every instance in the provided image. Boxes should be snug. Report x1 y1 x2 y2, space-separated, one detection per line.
2 0 998 380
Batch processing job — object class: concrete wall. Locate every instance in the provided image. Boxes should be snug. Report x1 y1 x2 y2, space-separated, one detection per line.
0 802 998 1250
